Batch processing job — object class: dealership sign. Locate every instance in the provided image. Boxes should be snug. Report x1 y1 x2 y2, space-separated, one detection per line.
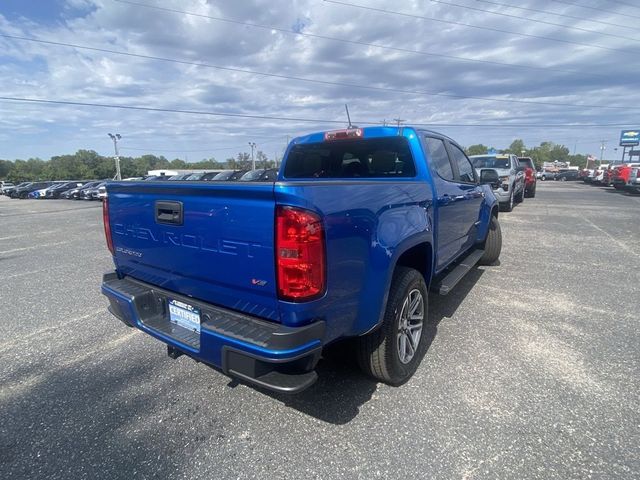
620 130 640 147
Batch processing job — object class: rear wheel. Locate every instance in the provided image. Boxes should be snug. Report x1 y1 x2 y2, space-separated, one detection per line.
525 184 536 198
515 185 524 203
479 215 502 265
357 267 428 386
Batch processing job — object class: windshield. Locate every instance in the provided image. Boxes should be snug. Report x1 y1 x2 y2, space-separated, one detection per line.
184 173 204 180
471 156 511 169
239 170 265 181
213 170 235 180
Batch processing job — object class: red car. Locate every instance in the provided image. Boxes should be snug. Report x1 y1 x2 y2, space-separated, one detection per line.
517 157 537 197
612 163 640 190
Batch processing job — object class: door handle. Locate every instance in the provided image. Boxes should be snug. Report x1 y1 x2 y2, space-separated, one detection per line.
155 201 183 225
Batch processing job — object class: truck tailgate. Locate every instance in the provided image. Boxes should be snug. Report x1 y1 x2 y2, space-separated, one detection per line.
106 182 279 321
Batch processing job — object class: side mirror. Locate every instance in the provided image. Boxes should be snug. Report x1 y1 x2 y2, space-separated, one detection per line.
516 166 525 172
480 168 500 188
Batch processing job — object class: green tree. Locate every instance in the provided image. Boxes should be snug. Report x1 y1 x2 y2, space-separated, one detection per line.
466 144 489 156
505 139 526 155
236 152 251 169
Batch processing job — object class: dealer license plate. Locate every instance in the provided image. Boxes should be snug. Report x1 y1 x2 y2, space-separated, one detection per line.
168 299 201 334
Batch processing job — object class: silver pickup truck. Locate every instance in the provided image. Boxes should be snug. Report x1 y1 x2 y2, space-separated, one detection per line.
469 154 525 211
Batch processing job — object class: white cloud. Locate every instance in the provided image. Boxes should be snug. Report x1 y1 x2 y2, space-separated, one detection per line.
0 0 638 160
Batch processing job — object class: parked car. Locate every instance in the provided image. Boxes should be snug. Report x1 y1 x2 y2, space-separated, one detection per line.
612 163 640 190
46 182 86 199
0 181 15 194
183 172 207 181
470 153 525 211
623 167 640 194
101 126 502 393
28 187 51 199
64 181 101 199
517 157 537 198
97 184 107 200
12 182 54 199
4 182 30 196
209 170 235 180
238 169 279 182
555 170 580 181
591 167 608 184
204 170 249 181
167 174 193 180
579 169 591 181
82 182 106 200
540 171 556 181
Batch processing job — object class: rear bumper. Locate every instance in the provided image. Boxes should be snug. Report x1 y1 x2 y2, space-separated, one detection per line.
101 272 324 393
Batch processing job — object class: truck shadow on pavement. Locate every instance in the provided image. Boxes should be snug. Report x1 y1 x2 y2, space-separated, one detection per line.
264 267 485 425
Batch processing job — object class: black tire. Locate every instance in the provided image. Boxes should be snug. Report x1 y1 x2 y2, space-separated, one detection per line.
479 215 502 266
357 267 428 386
525 185 536 198
515 185 524 203
500 190 514 212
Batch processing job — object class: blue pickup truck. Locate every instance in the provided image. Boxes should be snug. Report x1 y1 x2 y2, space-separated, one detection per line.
101 126 502 393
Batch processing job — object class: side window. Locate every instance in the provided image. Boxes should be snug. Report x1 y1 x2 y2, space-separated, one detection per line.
425 137 454 181
450 144 476 183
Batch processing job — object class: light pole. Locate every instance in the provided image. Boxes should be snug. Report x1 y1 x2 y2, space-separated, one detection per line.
248 142 256 170
599 141 606 166
108 133 122 180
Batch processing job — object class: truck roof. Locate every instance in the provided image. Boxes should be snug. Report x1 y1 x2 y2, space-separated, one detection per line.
291 125 461 147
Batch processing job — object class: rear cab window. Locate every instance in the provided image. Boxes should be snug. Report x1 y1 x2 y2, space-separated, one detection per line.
283 137 416 179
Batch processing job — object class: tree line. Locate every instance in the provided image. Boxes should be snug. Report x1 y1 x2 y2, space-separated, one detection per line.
465 139 589 169
1 139 588 182
0 150 276 182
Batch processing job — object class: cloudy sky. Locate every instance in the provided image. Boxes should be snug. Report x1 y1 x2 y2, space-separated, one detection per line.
1 0 639 161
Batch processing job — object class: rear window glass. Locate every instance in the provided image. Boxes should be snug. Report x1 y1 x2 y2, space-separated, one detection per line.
284 137 416 179
518 158 534 169
471 156 510 169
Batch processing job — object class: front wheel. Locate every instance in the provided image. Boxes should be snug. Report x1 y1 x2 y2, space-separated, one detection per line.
357 267 428 386
500 190 514 212
479 215 502 266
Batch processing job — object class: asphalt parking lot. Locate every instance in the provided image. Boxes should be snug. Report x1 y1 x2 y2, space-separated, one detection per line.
1 182 638 480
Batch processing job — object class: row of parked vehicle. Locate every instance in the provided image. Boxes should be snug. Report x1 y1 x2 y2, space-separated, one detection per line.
0 168 282 202
468 154 537 211
0 180 108 200
580 163 640 193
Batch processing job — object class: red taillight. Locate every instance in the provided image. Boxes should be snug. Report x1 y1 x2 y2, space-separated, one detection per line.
103 197 114 255
276 206 325 301
324 128 363 141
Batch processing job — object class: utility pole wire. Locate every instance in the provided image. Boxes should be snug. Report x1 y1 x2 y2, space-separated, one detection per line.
471 0 637 31
424 0 640 43
324 0 640 56
1 34 635 111
1 96 637 128
549 0 640 21
110 0 608 79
